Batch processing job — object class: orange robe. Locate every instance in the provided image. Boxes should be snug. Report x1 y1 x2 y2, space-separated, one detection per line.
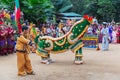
16 35 33 76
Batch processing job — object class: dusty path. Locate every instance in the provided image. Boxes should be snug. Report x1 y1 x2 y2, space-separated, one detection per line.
0 44 120 80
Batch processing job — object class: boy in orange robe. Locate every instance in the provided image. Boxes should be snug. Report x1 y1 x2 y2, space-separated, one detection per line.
16 26 35 76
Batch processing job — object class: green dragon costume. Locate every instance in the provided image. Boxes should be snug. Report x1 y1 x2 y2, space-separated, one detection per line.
34 15 92 64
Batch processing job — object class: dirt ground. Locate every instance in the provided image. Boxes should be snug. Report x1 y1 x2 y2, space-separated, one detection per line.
0 44 120 80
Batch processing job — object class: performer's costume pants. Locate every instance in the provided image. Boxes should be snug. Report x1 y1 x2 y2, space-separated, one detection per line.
17 52 33 75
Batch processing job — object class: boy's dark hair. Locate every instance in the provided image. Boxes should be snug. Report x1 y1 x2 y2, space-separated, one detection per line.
22 26 28 31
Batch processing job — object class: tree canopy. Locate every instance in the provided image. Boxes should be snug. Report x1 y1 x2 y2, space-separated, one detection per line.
55 0 120 22
0 0 54 24
0 0 120 23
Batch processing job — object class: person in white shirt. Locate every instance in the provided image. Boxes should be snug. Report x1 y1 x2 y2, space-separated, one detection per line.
101 22 109 51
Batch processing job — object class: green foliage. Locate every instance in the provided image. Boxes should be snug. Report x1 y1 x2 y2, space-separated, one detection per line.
111 0 120 22
0 0 14 10
97 0 116 22
70 0 85 14
82 0 116 22
1 0 120 23
0 0 54 24
51 0 73 13
21 0 54 23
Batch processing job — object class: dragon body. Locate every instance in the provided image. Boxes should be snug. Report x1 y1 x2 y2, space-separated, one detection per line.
35 15 92 64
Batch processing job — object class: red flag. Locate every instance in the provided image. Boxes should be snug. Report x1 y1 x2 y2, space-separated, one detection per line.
15 0 22 33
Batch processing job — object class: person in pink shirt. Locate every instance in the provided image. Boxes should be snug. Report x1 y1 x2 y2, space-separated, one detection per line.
116 23 120 43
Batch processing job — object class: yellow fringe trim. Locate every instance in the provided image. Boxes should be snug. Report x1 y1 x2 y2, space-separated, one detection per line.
75 54 83 57
44 39 54 50
51 49 67 54
77 25 89 39
82 38 98 41
73 44 84 53
36 50 49 58
55 37 66 46
67 33 78 44
67 25 89 45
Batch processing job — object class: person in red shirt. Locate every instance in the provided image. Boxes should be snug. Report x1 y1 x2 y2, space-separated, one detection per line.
116 23 120 43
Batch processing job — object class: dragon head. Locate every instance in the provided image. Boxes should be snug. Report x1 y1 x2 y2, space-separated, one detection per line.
83 15 93 24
